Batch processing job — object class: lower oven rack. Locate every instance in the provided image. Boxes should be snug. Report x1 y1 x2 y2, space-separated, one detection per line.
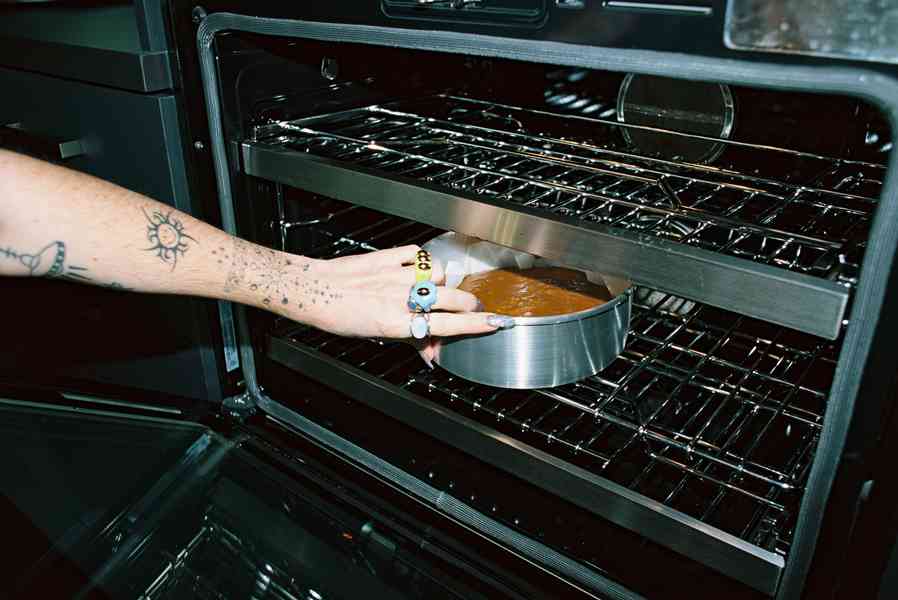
240 94 885 339
139 516 325 600
261 207 837 596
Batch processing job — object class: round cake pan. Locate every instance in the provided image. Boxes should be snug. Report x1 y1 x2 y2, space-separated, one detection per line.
430 258 632 389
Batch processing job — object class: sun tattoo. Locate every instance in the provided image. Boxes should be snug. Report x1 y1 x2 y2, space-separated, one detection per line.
142 208 196 269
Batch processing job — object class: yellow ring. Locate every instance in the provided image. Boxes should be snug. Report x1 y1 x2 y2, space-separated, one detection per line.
415 249 432 283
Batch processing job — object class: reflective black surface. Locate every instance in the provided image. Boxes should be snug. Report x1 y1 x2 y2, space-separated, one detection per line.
0 400 538 599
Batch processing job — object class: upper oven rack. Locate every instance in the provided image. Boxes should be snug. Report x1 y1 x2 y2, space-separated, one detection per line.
240 94 885 340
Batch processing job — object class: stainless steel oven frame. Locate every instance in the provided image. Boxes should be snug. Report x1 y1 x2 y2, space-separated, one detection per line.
189 11 898 599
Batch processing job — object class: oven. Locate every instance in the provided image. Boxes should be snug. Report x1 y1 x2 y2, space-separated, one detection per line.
5 1 898 599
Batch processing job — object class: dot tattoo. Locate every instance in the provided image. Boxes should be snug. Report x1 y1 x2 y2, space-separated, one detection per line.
224 238 311 311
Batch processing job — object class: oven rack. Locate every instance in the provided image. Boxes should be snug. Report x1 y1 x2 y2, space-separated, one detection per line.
263 206 836 594
139 523 305 600
293 205 831 510
240 94 886 339
275 292 830 544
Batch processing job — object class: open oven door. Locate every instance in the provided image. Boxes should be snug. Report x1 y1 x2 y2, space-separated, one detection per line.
0 396 574 600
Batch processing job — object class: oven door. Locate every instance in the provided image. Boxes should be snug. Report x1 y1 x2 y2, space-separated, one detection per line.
0 395 571 600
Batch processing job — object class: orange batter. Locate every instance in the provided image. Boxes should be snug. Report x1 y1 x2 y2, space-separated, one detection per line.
458 267 612 318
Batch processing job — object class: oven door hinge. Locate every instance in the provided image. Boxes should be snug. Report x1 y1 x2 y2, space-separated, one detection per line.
222 390 257 421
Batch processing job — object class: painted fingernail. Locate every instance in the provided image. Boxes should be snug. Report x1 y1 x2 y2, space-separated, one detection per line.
487 315 515 329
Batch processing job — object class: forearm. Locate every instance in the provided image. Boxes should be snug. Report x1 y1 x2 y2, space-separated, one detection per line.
0 149 316 314
0 150 497 346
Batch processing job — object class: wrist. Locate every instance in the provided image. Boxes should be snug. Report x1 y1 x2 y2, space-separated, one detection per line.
217 241 323 314
290 254 334 326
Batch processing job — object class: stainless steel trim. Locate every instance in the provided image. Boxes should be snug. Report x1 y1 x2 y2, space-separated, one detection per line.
218 300 240 372
555 0 586 8
0 398 187 424
197 18 257 386
241 141 850 340
605 1 712 16
60 393 182 415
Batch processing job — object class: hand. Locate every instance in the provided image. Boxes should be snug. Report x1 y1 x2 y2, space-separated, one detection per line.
285 245 510 365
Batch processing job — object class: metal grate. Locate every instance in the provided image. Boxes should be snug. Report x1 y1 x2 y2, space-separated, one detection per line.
275 208 836 556
260 94 885 285
140 524 308 600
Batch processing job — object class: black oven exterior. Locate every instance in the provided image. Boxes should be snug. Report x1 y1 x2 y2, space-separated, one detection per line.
0 2 225 403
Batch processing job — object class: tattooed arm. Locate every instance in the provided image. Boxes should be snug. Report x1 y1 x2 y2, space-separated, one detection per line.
0 150 502 351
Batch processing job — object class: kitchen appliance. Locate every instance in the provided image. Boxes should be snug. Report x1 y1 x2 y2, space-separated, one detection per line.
6 1 898 599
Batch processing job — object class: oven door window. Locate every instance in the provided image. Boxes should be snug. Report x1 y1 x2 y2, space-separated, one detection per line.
0 404 507 600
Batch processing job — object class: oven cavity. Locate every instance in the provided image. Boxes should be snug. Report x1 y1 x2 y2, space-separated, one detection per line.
218 37 891 598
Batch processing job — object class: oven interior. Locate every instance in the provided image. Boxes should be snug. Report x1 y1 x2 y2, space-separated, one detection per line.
211 33 893 599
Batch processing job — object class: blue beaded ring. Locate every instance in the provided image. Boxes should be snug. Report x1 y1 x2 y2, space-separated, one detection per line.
408 280 438 313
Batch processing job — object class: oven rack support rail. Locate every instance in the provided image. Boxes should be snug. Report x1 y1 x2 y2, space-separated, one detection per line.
239 95 885 340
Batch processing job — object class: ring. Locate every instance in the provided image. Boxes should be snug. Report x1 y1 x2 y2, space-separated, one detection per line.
410 313 430 339
415 249 432 283
408 280 438 313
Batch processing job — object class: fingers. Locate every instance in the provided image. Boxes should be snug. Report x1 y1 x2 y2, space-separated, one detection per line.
368 244 422 268
372 245 446 285
329 245 422 273
417 348 434 369
384 282 476 312
405 337 440 369
382 261 446 286
416 339 440 369
432 287 480 313
328 245 449 285
428 313 514 337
